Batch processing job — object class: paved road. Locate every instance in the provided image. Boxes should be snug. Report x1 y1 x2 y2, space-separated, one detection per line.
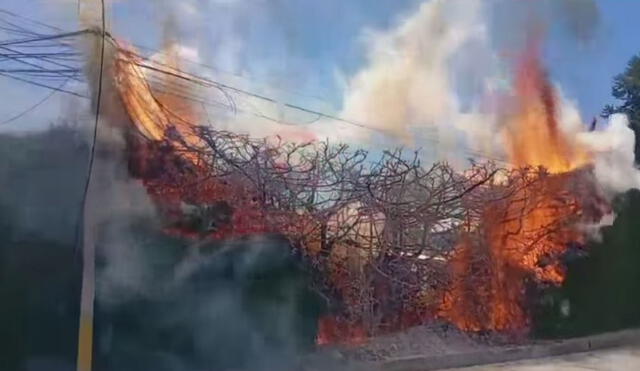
446 345 640 370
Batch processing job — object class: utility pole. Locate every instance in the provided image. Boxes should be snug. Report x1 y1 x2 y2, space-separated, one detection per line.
77 205 96 371
76 1 106 370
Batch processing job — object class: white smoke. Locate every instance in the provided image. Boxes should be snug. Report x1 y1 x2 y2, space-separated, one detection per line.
336 0 501 164
75 32 322 371
62 0 607 167
78 0 635 197
333 0 616 174
100 0 501 156
580 114 640 195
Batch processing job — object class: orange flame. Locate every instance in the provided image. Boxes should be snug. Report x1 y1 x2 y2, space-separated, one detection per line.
504 44 590 173
316 317 368 346
440 45 599 333
106 33 609 341
440 171 585 332
112 41 203 158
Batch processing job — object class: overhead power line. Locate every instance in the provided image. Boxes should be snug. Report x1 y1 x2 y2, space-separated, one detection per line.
0 71 87 98
0 76 71 126
2 6 335 106
0 8 507 164
0 8 63 32
132 59 388 133
0 29 91 47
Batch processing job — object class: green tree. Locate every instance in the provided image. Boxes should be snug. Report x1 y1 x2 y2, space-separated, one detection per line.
603 54 640 162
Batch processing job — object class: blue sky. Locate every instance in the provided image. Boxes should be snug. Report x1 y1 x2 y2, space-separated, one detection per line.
545 0 640 120
1 0 639 136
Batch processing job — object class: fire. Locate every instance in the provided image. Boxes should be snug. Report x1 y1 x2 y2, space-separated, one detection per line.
504 44 590 173
316 317 368 346
112 41 203 159
440 170 587 332
440 46 604 333
101 33 610 343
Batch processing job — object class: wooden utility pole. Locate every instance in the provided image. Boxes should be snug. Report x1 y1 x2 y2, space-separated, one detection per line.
77 1 106 370
77 210 96 371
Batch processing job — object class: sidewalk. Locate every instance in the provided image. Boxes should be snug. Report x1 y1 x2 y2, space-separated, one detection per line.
445 345 640 370
375 328 640 371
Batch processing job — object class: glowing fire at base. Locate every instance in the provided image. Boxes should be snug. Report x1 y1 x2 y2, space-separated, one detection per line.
440 170 590 332
316 317 368 346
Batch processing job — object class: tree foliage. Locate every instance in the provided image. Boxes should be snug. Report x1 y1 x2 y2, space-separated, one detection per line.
535 53 640 338
603 54 640 162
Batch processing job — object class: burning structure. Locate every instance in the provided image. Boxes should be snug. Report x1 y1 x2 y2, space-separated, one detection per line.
79 30 614 347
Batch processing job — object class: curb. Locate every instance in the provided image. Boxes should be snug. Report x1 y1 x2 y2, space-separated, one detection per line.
374 328 640 371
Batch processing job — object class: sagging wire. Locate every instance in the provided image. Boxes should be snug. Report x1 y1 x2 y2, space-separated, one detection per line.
0 75 73 126
0 7 508 165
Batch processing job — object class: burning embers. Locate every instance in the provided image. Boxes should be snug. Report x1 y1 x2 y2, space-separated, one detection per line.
104 39 609 343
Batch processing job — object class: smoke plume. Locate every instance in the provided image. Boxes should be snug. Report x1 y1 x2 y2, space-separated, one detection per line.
75 22 328 369
338 0 499 163
580 114 640 195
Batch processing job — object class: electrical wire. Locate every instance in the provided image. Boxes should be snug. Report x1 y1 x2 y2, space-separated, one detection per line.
0 75 71 126
0 8 63 32
0 29 90 47
0 71 87 98
0 8 508 164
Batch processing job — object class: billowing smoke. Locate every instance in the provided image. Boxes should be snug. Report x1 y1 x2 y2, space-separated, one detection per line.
333 0 640 224
338 0 498 164
580 114 640 195
74 24 326 371
334 0 603 165
71 0 604 164
94 227 323 371
554 0 600 42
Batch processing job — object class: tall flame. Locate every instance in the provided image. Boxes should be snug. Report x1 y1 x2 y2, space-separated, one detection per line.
440 45 601 333
504 45 590 173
